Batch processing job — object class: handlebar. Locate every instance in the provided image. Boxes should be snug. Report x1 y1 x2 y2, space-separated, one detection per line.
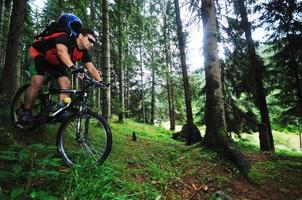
81 70 110 89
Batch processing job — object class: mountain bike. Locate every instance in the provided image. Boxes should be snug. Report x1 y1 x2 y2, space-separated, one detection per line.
10 69 112 167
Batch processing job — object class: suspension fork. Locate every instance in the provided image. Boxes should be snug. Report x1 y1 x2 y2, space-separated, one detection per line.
76 91 88 142
83 114 91 141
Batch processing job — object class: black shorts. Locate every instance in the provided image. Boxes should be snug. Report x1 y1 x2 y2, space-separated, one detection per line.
28 55 68 79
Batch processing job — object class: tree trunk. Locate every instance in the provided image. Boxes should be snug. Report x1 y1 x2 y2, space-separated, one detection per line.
0 0 4 59
125 56 130 118
163 13 175 131
287 34 302 115
237 0 274 151
169 63 176 128
139 40 146 123
0 0 26 97
1 0 11 69
117 0 125 123
150 56 155 125
174 0 202 144
149 4 156 125
202 0 250 176
101 0 111 120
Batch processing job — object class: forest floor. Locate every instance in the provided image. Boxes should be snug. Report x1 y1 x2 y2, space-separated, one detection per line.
0 118 302 199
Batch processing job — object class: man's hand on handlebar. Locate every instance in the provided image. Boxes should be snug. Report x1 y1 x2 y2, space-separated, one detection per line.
68 65 85 79
68 65 109 88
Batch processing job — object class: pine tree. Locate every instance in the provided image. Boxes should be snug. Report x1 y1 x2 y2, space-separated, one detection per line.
201 0 250 176
0 0 26 97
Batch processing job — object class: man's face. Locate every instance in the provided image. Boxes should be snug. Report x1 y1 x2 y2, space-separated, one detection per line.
81 34 96 50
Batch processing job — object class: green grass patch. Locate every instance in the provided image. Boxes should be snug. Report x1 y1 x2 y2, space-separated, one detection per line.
0 144 65 199
249 159 302 186
1 118 302 199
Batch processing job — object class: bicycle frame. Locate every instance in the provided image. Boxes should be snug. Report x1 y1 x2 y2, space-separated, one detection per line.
40 73 96 125
12 68 112 166
38 72 108 143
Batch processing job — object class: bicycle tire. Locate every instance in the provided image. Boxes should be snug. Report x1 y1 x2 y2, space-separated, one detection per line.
10 84 45 132
56 110 112 167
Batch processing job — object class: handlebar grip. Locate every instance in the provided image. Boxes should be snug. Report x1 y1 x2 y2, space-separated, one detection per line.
97 82 110 88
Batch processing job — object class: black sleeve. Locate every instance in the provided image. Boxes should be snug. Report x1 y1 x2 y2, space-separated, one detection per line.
82 50 92 63
55 33 69 47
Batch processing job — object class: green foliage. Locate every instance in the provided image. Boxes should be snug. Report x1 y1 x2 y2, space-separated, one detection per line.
0 96 11 125
234 130 302 155
0 144 65 199
249 159 302 185
257 0 302 125
1 118 302 199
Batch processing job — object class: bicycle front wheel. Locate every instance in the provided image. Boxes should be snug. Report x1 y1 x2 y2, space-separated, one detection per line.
56 110 112 167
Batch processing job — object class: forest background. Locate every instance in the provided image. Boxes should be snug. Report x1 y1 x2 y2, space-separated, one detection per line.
0 0 301 199
0 0 302 169
0 0 302 164
0 0 301 134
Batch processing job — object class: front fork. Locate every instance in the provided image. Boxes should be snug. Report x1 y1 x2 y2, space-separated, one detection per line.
75 93 91 142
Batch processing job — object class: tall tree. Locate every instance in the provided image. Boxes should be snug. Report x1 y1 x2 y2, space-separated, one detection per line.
116 0 125 123
163 3 175 130
201 0 250 176
146 2 159 125
101 0 111 120
237 0 274 151
259 0 302 124
0 0 4 53
0 0 26 97
139 39 146 123
150 53 156 124
174 0 201 144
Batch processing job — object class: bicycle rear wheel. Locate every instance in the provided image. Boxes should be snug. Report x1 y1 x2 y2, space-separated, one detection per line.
10 84 45 131
56 110 112 167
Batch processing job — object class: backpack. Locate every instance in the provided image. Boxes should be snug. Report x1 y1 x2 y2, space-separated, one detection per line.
34 20 66 39
34 13 82 40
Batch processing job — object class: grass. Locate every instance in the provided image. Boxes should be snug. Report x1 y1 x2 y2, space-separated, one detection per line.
0 118 302 199
233 130 302 156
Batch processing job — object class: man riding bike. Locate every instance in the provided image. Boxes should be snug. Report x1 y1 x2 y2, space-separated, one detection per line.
21 13 101 124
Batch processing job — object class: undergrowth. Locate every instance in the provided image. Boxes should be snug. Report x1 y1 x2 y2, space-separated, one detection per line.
0 118 301 199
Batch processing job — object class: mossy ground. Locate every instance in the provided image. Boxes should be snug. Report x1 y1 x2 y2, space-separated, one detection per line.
0 118 301 199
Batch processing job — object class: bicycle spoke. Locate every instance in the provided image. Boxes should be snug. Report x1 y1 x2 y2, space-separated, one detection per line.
81 141 100 161
57 112 111 167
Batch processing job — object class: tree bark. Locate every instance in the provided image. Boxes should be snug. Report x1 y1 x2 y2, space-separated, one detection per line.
0 0 4 56
163 12 175 131
0 1 11 70
0 0 26 97
117 0 125 123
101 0 111 120
139 40 146 123
174 0 193 124
125 54 130 118
287 34 302 115
150 57 155 124
149 2 156 125
202 0 250 176
174 0 202 144
237 0 274 151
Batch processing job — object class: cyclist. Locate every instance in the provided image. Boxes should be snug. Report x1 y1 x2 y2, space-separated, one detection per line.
20 14 101 125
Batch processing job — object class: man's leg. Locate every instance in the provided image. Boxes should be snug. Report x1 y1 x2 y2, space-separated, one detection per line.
20 75 44 124
24 75 44 109
57 76 71 101
54 76 72 121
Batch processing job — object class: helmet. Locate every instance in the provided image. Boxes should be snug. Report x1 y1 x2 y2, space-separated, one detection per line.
58 13 82 37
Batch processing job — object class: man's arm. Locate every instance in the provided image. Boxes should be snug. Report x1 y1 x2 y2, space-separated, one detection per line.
85 62 101 81
56 44 74 68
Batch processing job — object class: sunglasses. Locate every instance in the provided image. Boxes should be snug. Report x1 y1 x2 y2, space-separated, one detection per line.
86 36 96 44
